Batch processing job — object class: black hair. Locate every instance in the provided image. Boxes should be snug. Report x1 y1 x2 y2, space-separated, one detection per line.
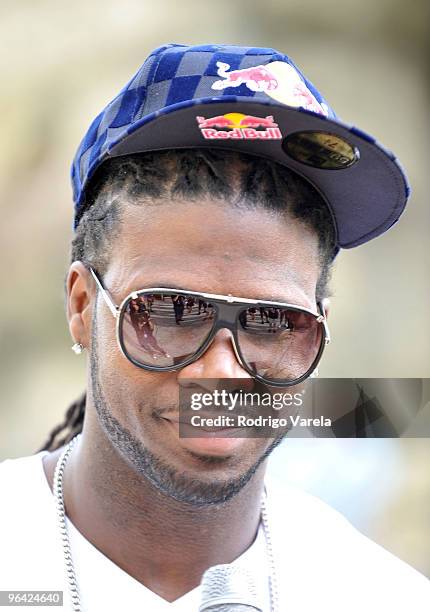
38 148 337 453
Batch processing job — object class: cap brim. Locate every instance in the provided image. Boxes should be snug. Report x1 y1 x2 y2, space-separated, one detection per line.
107 98 409 249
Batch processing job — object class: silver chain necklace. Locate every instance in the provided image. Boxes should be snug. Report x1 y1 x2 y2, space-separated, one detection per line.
53 434 279 612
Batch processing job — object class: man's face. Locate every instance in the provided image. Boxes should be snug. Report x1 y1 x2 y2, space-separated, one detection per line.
76 197 321 505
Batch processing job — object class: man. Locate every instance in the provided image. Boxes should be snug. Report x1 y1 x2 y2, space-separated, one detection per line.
0 43 429 611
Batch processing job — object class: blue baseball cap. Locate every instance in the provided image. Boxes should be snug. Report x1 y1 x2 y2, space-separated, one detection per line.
71 43 410 249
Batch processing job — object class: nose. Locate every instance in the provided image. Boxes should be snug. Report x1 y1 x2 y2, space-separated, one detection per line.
177 328 252 383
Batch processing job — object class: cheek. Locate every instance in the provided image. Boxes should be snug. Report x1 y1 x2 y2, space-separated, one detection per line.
91 310 180 427
92 307 122 375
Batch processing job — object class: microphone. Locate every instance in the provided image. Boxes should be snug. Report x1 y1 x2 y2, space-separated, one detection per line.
199 564 264 611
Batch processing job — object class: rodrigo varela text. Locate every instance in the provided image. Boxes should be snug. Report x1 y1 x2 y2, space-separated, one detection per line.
189 414 332 429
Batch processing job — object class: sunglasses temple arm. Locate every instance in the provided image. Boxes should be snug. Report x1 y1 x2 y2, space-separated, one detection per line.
317 300 331 345
89 267 119 319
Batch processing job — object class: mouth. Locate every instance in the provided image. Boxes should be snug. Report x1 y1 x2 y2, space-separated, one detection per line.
160 414 242 431
157 414 251 457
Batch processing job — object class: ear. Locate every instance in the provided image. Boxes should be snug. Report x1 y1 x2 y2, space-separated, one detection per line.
66 261 95 349
321 297 330 319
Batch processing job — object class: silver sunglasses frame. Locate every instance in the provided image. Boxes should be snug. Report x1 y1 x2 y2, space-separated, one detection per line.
89 267 330 387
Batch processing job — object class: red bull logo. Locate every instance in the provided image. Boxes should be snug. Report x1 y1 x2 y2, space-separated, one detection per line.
196 113 282 140
211 61 329 117
212 62 278 92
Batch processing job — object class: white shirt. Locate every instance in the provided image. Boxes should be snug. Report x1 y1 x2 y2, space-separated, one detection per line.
0 450 269 611
0 450 429 611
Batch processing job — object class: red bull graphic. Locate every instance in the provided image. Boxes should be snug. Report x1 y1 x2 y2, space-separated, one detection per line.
211 61 329 117
239 115 278 128
212 62 278 92
196 115 235 129
196 113 282 140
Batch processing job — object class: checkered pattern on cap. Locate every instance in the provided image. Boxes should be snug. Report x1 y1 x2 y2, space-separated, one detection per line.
71 43 335 225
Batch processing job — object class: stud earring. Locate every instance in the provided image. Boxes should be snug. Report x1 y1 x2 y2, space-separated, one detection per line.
71 342 84 355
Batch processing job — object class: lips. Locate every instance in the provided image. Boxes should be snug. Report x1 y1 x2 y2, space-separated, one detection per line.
159 413 190 423
159 415 242 433
157 412 252 457
160 413 242 427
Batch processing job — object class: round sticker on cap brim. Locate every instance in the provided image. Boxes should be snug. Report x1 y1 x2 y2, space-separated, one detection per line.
283 131 360 170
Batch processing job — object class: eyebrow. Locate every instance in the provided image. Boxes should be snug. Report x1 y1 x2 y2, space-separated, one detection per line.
128 283 308 306
91 269 318 322
98 269 310 308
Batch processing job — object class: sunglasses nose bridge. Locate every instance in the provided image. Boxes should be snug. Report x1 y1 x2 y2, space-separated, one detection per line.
196 303 246 372
210 302 246 368
214 301 240 332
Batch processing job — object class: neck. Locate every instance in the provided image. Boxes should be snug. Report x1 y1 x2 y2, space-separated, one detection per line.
58 410 267 602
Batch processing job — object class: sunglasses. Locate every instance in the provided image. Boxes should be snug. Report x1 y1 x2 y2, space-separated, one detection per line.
90 267 330 387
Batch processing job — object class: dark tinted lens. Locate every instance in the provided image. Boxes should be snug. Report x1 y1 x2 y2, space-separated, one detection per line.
237 306 323 383
121 293 216 367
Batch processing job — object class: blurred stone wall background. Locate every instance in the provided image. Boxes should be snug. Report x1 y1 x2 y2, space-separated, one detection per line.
0 0 429 577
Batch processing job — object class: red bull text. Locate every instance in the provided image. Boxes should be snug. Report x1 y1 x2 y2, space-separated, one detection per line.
196 114 282 140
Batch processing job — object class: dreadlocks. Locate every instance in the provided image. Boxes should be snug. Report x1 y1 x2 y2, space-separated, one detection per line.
38 148 337 452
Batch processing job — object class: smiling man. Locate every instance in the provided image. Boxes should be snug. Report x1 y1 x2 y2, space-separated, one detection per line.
0 43 429 611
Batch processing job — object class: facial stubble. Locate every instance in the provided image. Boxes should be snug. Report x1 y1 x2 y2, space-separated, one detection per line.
90 298 286 506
